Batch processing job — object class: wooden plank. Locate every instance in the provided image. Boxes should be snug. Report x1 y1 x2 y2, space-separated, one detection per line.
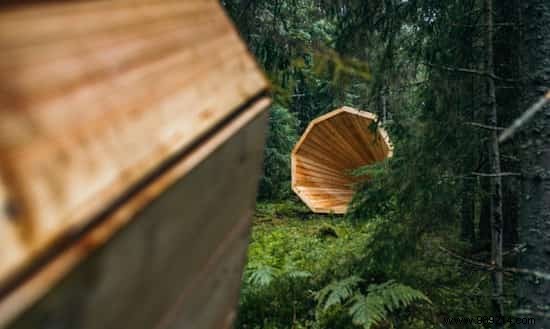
2 101 269 329
301 126 359 167
294 173 353 189
0 0 268 287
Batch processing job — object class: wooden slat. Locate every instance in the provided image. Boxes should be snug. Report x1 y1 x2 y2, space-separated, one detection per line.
302 126 361 167
292 107 392 214
0 0 268 286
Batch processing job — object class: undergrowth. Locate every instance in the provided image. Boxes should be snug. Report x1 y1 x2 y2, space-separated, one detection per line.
236 200 494 329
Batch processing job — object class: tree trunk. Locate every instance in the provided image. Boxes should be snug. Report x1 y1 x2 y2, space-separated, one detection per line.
461 76 476 244
478 175 492 243
493 0 521 251
461 177 476 244
478 145 491 245
517 0 550 326
485 0 505 325
502 179 519 248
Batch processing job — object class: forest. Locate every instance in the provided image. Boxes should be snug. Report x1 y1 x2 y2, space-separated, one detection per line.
221 0 550 328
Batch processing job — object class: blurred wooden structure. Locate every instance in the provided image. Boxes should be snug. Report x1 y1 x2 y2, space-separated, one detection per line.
0 1 270 328
291 107 392 214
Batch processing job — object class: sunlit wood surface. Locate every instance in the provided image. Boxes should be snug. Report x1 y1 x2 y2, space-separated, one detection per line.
291 107 392 214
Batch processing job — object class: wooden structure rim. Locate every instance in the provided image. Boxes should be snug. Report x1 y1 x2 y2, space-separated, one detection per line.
291 107 393 157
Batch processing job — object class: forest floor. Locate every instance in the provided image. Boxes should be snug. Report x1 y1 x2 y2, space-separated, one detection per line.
235 200 510 329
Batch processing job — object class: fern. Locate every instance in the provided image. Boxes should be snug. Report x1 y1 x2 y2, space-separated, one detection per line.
286 269 312 279
246 263 312 288
349 280 430 329
349 294 386 329
247 265 280 287
315 276 363 310
315 278 429 329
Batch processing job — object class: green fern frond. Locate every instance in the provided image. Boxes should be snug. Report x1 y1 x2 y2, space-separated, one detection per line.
349 280 430 329
349 293 385 329
368 280 431 310
315 276 363 310
247 265 281 287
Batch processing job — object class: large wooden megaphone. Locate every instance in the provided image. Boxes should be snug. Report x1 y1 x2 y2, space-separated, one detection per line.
292 107 393 214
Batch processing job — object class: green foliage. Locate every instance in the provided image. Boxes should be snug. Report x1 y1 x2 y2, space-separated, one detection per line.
237 202 459 329
316 278 430 329
360 280 430 313
237 202 495 329
258 105 299 200
223 0 521 328
237 201 373 328
316 276 363 310
247 265 281 287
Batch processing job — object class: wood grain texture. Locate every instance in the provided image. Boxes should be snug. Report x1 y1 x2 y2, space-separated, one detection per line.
291 107 393 214
0 181 26 286
3 108 268 329
0 0 268 286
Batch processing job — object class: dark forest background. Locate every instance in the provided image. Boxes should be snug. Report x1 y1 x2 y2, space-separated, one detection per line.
222 1 550 328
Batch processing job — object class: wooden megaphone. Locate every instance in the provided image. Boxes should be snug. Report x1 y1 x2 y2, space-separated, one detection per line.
292 107 392 214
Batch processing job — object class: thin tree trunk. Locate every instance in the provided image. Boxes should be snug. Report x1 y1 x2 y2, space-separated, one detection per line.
502 179 519 248
485 0 504 325
478 175 492 243
461 177 475 244
478 140 492 246
494 0 521 251
517 0 550 326
461 74 476 244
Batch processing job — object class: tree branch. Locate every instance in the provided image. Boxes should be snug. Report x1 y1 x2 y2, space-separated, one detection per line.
465 122 504 131
513 309 550 319
498 90 550 143
422 62 518 83
438 246 550 281
471 172 521 177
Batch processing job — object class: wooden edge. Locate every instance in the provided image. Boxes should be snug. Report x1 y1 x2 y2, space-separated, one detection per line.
292 107 380 155
304 202 347 215
290 153 322 213
339 106 376 120
292 106 393 158
291 108 345 156
0 97 271 329
290 166 346 215
377 126 394 158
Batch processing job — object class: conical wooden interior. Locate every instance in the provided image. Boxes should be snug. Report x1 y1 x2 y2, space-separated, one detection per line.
291 107 392 214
